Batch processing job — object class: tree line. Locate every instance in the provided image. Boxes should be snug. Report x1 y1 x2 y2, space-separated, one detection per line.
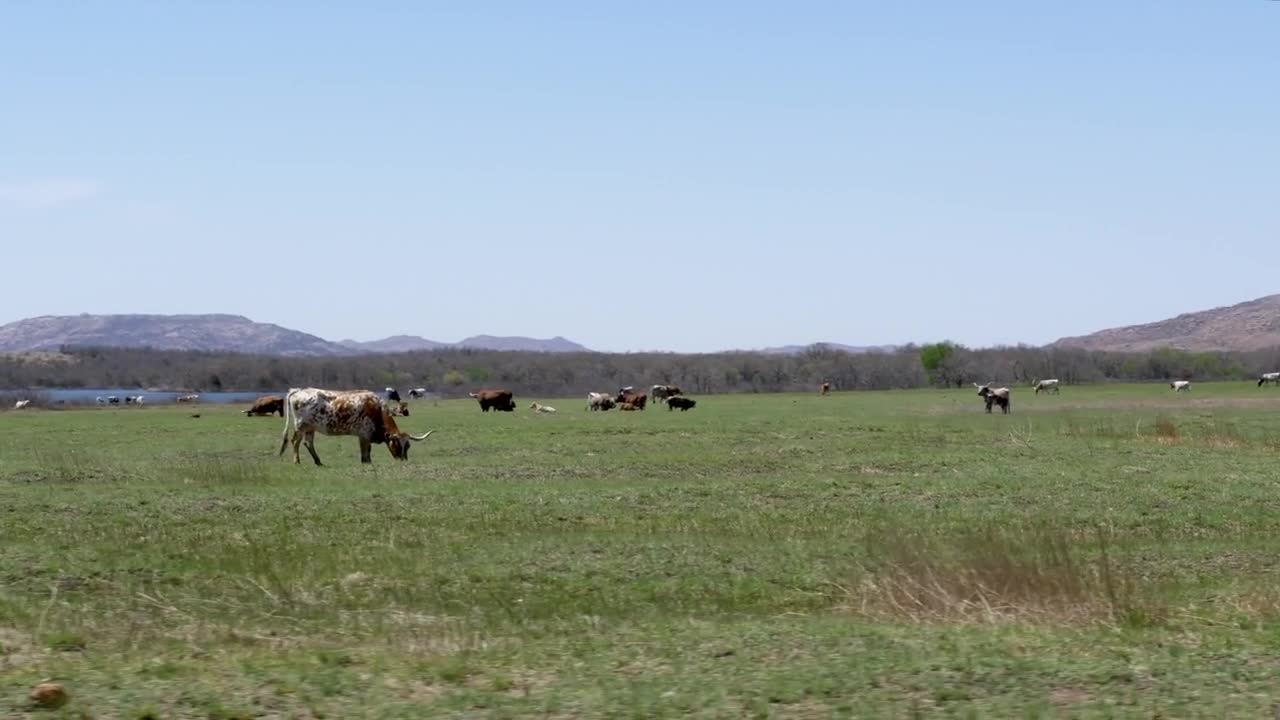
3 343 1280 396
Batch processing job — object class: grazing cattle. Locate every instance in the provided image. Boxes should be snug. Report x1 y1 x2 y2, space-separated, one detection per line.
385 387 402 402
245 395 286 417
124 395 145 405
408 387 428 399
619 402 640 411
529 402 557 414
279 388 434 465
651 385 683 403
1032 378 1061 395
820 381 831 396
469 389 516 412
1258 373 1280 387
616 389 647 410
13 400 30 410
973 382 1011 414
666 396 696 411
1171 380 1191 393
587 392 616 411
176 394 199 404
107 395 120 405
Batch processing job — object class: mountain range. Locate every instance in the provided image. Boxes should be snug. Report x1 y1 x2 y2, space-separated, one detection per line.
0 315 591 355
1 295 1278 356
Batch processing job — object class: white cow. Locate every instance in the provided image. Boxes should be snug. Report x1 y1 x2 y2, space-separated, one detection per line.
1170 380 1191 393
529 402 557 414
13 400 30 410
586 392 615 411
1032 378 1060 395
1258 373 1280 387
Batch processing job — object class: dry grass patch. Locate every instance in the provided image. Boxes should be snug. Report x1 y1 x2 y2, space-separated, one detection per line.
835 530 1164 626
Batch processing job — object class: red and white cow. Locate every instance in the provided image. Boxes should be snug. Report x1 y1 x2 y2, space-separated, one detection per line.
278 388 434 465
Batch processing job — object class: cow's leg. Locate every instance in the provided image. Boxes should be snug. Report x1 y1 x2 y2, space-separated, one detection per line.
359 438 372 464
287 430 305 464
303 431 322 466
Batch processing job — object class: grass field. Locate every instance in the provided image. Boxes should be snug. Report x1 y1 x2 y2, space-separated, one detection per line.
4 383 1280 718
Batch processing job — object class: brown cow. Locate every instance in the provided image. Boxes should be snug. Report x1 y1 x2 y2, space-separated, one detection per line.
820 381 831 395
615 389 647 410
619 402 640 411
279 388 434 465
469 389 516 412
244 395 285 417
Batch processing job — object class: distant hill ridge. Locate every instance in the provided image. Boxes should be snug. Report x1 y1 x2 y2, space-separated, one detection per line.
0 314 594 355
1053 294 1280 352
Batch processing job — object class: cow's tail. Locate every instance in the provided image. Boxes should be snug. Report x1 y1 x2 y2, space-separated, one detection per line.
278 388 296 456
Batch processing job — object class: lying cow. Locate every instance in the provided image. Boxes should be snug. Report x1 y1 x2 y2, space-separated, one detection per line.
587 392 616 411
279 387 434 465
1032 378 1060 395
176 394 199 404
651 385 682 403
1170 380 1191 393
666 396 696 411
1259 373 1280 387
530 402 557 414
469 389 516 412
619 402 640 411
616 389 647 410
408 387 428 398
245 395 286 417
974 382 1011 414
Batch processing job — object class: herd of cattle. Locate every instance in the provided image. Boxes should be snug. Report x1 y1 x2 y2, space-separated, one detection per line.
268 384 699 466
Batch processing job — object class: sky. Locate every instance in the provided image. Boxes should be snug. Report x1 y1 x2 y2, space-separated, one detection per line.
2 2 1277 353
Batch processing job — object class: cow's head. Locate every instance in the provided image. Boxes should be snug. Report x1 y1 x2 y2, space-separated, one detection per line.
973 382 992 398
385 427 434 460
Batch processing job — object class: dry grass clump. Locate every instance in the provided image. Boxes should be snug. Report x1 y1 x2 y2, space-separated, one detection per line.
836 529 1162 626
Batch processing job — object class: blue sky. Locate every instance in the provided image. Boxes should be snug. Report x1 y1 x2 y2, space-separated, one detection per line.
2 2 1277 352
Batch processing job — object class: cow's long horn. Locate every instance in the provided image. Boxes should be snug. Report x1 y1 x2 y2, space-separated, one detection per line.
409 430 434 442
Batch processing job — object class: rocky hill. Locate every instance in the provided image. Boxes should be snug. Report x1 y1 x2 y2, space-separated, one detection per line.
454 335 590 353
338 335 449 353
1053 294 1280 352
0 314 348 356
757 342 898 355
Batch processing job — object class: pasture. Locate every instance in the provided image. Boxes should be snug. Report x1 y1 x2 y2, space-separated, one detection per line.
3 384 1280 717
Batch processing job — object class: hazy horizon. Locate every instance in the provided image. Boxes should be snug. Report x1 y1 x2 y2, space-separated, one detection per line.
4 2 1276 353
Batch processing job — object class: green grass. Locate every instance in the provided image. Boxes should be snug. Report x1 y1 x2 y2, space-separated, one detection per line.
4 383 1280 717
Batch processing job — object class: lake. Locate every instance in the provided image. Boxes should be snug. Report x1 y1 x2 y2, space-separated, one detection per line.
15 388 273 405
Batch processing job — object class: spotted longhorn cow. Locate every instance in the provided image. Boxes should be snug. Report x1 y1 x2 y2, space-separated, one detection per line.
278 388 434 465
